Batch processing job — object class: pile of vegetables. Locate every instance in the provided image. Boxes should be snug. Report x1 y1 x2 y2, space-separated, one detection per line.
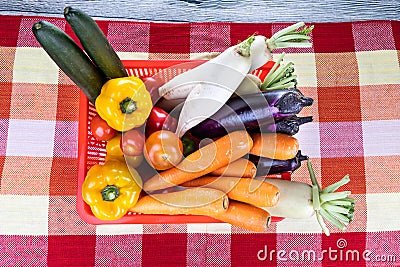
33 7 354 235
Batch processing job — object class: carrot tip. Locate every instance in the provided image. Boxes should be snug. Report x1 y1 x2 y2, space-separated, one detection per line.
266 216 271 228
273 191 280 205
223 196 229 210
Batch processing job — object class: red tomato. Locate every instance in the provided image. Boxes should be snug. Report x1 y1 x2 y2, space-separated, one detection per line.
120 129 145 156
90 114 118 141
144 130 183 170
145 107 177 137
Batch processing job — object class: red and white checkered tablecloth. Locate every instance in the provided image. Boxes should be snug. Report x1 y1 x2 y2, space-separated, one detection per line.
0 15 400 266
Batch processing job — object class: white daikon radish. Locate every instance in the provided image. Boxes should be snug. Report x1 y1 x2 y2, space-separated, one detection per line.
159 37 255 100
160 22 313 101
235 73 262 96
249 22 313 72
175 79 248 137
260 160 354 236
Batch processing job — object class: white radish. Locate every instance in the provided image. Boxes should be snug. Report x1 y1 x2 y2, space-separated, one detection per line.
159 39 254 100
235 73 261 96
259 160 354 236
175 76 248 137
159 22 313 101
261 179 315 219
172 41 254 136
248 22 313 73
248 35 270 73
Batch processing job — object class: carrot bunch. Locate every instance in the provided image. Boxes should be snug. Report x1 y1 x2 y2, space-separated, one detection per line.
127 130 302 232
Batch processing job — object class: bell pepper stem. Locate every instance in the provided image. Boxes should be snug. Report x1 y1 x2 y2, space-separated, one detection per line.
120 97 137 114
101 185 120 201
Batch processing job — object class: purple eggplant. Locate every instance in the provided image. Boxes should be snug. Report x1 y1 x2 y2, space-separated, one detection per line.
262 115 313 136
248 150 308 176
190 88 313 139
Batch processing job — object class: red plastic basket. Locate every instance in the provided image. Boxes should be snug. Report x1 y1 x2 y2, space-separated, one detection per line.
77 59 290 225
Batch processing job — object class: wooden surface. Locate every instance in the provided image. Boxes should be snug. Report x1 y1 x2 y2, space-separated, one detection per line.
0 0 398 22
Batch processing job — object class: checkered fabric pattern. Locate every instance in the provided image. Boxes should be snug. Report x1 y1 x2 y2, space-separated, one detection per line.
1 15 400 266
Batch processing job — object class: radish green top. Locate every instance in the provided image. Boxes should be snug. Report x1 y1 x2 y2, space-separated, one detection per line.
266 22 314 51
307 160 354 236
261 52 297 91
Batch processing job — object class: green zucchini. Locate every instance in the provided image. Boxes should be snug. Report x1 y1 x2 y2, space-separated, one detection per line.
64 6 128 79
32 20 106 104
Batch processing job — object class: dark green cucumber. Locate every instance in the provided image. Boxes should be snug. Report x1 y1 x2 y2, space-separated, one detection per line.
64 6 128 79
32 20 106 104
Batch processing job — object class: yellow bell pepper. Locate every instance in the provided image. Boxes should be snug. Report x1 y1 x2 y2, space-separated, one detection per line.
95 76 152 132
105 134 124 162
82 160 142 220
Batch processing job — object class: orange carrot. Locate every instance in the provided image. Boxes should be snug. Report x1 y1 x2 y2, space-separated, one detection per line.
213 200 271 232
182 176 280 207
129 187 228 216
250 133 299 160
210 158 257 178
143 131 253 191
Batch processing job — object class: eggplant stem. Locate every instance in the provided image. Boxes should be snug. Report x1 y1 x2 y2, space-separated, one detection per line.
298 116 314 125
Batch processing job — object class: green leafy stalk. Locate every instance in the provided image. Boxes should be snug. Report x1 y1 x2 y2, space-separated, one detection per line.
260 52 297 91
312 185 321 211
307 159 355 236
322 174 350 193
267 22 314 51
316 212 330 236
236 35 256 57
329 211 351 224
307 159 320 191
321 203 350 214
320 191 352 203
319 208 347 231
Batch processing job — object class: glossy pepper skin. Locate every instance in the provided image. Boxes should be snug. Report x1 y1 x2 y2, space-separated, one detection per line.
145 106 178 137
82 160 142 220
95 76 152 132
